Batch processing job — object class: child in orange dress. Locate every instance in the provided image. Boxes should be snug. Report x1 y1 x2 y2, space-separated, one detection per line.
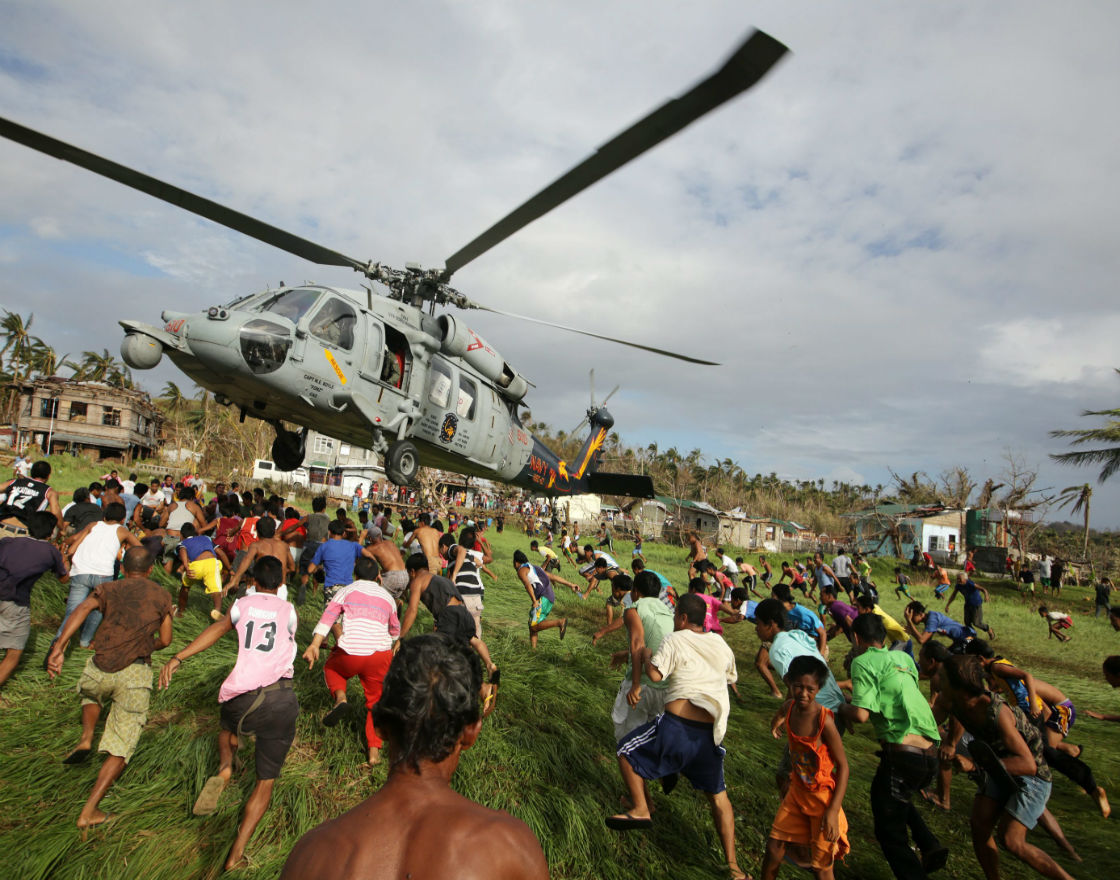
762 655 850 879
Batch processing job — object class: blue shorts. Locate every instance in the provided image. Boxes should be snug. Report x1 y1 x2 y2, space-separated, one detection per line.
616 712 726 794
983 773 1051 830
530 596 554 626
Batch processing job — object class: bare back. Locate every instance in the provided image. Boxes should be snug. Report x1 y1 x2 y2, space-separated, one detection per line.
414 525 441 569
369 539 404 571
281 775 548 880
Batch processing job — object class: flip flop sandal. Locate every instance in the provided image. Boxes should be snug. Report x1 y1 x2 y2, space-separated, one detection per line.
605 812 653 831
323 702 350 727
192 775 228 816
63 748 92 765
559 620 568 640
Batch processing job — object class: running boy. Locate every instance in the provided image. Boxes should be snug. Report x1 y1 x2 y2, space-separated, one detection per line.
514 550 575 647
761 655 850 880
1038 606 1073 642
160 556 298 871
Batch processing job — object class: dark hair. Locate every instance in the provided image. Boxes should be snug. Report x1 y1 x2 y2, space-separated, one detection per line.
894 566 902 574
784 654 829 686
820 584 837 600
72 486 90 503
906 601 927 616
122 546 154 574
676 592 706 627
179 486 196 501
855 593 876 611
631 558 646 572
851 613 886 645
419 512 431 525
312 495 327 512
964 639 995 659
529 540 539 549
944 655 987 697
634 570 661 598
920 640 951 664
257 517 277 538
27 511 56 540
371 634 482 771
459 527 477 549
1110 605 1120 619
103 502 126 522
105 479 122 491
354 556 381 581
1103 656 1120 677
88 482 103 493
583 544 594 554
179 523 197 538
753 598 789 629
730 587 748 603
594 557 609 570
687 576 708 595
513 549 529 566
772 583 793 604
405 552 429 573
250 556 284 592
328 519 347 536
612 574 633 594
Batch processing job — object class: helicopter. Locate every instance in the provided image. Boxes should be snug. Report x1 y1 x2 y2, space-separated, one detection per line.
0 29 788 496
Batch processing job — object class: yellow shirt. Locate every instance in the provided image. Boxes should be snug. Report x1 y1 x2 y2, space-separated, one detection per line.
537 546 558 561
872 605 909 643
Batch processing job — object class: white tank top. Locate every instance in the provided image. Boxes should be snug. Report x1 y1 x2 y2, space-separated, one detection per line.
71 521 123 577
167 503 196 531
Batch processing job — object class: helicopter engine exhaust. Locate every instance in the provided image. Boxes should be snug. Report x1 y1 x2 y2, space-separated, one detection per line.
121 332 164 370
437 315 529 401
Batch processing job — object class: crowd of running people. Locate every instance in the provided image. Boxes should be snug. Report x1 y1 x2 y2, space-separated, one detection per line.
1 458 1118 878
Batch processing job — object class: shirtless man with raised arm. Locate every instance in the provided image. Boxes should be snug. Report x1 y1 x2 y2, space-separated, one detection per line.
364 526 408 602
280 635 548 880
225 517 293 596
411 512 443 572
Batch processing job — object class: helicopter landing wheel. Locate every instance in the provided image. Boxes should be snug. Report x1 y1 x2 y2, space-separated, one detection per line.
386 440 419 486
271 429 305 472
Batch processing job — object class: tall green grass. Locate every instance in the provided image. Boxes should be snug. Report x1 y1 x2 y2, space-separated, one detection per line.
2 528 1118 878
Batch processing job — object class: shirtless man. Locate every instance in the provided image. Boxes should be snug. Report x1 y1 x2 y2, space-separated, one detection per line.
411 512 443 572
225 517 294 596
365 527 408 603
280 635 547 880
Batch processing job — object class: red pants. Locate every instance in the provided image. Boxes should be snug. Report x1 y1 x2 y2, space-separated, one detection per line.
323 648 393 747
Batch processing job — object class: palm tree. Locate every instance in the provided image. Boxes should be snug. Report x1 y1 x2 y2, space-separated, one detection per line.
27 341 71 378
1054 483 1092 560
1050 370 1120 483
77 349 118 382
0 311 36 379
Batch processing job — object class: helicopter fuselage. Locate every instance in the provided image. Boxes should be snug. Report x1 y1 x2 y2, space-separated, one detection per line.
120 284 613 495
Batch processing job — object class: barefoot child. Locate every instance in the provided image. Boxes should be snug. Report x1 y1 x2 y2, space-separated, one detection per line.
176 522 231 620
762 655 849 879
1038 606 1073 642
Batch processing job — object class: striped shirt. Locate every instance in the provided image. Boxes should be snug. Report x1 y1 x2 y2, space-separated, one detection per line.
313 579 399 655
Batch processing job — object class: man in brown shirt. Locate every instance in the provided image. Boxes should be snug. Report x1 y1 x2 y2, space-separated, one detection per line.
47 547 173 830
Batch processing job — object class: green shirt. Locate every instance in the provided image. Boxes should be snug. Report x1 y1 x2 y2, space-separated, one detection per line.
628 596 674 689
851 647 940 744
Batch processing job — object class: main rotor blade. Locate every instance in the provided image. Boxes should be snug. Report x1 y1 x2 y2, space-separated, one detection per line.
474 304 718 366
443 28 788 277
0 116 367 273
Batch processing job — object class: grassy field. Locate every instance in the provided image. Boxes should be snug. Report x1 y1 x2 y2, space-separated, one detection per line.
2 460 1119 878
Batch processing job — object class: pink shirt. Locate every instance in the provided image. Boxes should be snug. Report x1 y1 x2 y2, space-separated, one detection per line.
313 579 399 655
697 592 724 634
219 593 298 703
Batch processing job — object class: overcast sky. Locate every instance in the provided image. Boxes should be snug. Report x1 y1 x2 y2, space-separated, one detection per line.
2 1 1119 525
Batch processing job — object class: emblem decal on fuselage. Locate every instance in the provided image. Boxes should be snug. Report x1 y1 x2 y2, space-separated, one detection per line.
440 413 459 444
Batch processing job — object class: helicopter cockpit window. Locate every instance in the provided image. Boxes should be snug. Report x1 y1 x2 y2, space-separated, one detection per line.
429 360 452 408
309 299 357 350
239 319 292 375
257 288 321 324
457 375 477 420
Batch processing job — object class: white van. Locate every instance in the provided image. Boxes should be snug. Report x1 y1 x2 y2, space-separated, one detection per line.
252 459 309 487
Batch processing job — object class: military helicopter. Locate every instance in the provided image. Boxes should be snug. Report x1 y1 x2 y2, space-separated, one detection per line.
0 29 787 495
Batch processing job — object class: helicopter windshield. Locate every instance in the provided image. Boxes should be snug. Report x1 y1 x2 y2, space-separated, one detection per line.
256 288 322 324
239 319 292 374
